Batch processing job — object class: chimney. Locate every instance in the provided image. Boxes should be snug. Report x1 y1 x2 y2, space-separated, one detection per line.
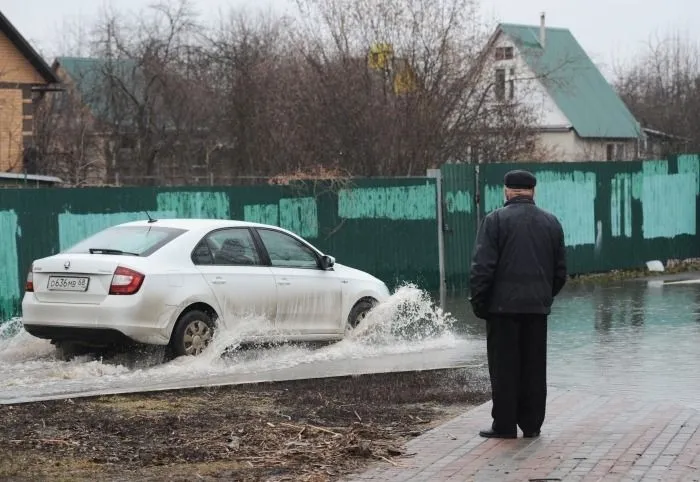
540 12 546 48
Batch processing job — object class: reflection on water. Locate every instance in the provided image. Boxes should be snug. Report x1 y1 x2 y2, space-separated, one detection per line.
446 280 700 409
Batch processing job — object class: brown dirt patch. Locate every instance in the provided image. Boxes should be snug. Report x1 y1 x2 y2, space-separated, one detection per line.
0 367 490 481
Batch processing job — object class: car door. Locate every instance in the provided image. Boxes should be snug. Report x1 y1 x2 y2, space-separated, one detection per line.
192 227 277 332
254 227 342 336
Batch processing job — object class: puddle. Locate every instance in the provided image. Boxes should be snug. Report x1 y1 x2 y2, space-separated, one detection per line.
0 284 479 404
448 281 700 409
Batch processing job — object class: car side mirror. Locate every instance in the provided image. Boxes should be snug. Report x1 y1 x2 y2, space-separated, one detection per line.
320 255 335 270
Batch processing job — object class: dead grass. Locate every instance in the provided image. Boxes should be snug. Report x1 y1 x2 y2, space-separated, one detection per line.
0 368 490 481
568 260 700 285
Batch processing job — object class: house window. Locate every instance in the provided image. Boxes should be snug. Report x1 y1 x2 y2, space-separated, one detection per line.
616 144 625 160
494 47 514 60
508 68 516 100
495 69 506 101
606 143 625 161
606 144 614 161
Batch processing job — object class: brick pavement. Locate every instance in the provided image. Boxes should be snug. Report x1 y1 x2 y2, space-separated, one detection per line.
347 389 700 481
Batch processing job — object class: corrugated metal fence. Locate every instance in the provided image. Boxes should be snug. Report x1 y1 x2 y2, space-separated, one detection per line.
0 179 439 320
440 155 700 289
1 155 699 320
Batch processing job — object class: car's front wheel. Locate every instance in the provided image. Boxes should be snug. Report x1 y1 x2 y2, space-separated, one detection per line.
345 298 377 335
169 309 215 357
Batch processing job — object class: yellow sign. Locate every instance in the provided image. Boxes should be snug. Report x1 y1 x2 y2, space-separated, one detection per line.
368 43 394 70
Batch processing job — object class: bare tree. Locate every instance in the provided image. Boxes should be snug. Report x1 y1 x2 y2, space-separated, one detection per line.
36 0 545 184
615 32 699 155
33 79 106 185
87 0 211 185
200 10 296 177
288 0 543 173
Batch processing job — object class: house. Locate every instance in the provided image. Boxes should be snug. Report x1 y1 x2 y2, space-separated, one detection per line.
484 15 643 161
45 56 142 185
640 128 690 159
0 10 60 173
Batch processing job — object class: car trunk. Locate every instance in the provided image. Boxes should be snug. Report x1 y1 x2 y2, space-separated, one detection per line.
31 254 129 305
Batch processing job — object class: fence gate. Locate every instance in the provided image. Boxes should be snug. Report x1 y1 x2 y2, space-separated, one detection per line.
439 164 479 294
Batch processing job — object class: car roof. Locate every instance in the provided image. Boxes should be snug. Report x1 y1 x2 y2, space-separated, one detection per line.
118 218 272 230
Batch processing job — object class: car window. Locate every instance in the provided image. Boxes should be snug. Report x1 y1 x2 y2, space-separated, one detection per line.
194 228 261 266
65 226 186 257
257 229 319 269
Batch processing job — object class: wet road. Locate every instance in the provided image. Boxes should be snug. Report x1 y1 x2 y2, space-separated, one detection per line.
2 276 700 406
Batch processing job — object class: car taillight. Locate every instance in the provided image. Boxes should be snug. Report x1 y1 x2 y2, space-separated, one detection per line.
109 266 145 295
25 264 34 293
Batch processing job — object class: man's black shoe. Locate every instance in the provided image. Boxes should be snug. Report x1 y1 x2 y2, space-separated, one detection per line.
479 428 516 439
523 431 540 438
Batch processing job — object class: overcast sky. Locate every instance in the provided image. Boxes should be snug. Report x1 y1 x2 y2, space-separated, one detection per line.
3 0 698 77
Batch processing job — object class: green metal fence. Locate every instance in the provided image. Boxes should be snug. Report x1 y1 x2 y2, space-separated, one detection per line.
439 164 478 292
475 156 700 275
2 155 700 321
0 178 439 320
438 154 700 283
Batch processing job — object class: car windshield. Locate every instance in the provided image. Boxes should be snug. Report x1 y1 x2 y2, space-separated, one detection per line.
65 225 187 257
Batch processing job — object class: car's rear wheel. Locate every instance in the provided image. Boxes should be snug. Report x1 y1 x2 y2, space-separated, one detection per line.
346 298 377 335
169 309 215 357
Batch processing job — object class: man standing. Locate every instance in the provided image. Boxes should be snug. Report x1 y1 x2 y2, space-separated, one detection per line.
469 169 567 439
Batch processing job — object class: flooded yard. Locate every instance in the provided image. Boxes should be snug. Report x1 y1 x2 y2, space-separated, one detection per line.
2 275 700 409
2 274 700 480
447 276 700 410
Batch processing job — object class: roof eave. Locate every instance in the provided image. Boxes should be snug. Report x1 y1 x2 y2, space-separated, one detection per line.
0 11 60 84
576 132 642 140
0 172 62 183
642 127 691 142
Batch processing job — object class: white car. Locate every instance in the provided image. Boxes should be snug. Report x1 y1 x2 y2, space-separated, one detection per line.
21 218 390 358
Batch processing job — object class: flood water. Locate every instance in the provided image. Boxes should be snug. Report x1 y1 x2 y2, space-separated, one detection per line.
0 285 479 404
1 277 700 407
446 276 700 410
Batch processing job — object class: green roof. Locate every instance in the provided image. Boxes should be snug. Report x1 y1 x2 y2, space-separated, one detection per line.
498 23 641 139
54 56 142 124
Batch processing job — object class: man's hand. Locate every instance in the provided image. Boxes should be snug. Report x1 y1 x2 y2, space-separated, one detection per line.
468 296 489 320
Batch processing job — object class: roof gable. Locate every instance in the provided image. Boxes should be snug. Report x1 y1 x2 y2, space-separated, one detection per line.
498 23 640 139
0 10 58 84
54 56 143 125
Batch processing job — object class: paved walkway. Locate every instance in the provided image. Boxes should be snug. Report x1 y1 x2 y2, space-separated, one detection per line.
347 389 700 481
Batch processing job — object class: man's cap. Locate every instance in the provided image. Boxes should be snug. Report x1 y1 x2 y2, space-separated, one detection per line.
504 169 537 189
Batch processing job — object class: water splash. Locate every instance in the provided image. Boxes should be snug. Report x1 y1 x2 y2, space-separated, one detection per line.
0 318 55 363
0 284 474 403
349 283 456 344
0 318 23 340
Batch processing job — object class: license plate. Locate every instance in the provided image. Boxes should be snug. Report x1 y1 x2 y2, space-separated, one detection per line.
47 276 90 292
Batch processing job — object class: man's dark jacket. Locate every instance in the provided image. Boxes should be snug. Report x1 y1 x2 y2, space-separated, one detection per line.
469 196 567 318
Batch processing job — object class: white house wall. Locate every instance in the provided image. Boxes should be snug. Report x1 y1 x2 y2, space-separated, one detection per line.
489 31 639 162
538 131 638 161
492 32 570 128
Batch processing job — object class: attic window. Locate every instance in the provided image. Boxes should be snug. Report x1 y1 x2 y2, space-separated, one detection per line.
495 47 514 61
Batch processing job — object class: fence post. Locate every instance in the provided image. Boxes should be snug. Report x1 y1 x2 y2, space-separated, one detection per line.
475 164 481 227
427 168 446 310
